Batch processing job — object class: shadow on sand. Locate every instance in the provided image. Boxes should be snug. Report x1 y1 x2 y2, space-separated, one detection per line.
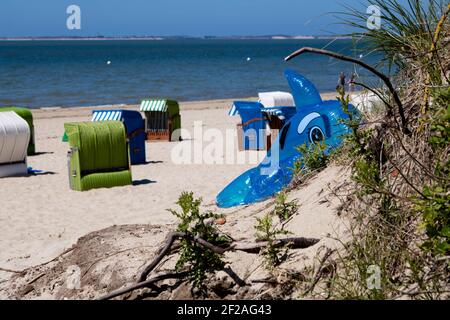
132 179 156 186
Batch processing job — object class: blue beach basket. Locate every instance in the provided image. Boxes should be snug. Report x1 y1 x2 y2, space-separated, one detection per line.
92 110 146 165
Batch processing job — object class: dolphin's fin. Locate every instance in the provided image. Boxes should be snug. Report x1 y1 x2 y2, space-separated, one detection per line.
285 69 322 111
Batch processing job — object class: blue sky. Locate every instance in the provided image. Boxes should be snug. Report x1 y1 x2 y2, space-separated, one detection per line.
0 0 370 37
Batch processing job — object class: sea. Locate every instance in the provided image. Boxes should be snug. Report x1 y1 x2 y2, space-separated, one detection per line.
0 39 383 109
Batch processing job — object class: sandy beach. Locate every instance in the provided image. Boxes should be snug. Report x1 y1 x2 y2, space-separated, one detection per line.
1 0 446 302
0 93 348 298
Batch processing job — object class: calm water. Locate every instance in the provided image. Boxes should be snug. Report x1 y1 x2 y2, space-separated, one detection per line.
0 39 382 108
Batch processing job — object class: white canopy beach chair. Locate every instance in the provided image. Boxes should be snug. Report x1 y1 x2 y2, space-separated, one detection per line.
258 91 295 108
0 111 30 177
350 92 384 113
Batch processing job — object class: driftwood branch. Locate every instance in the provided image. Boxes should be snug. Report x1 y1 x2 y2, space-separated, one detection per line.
0 267 23 274
138 232 230 282
233 237 320 253
139 231 320 282
98 271 188 301
98 231 320 300
285 47 410 134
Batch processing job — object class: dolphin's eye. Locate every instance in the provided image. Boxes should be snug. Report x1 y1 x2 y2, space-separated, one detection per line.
309 126 324 144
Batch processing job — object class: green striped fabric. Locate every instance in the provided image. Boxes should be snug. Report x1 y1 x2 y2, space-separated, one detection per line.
140 99 168 112
80 170 132 191
65 121 128 172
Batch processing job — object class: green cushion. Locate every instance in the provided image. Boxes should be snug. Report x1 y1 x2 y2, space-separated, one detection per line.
80 170 132 191
64 121 128 172
0 106 35 155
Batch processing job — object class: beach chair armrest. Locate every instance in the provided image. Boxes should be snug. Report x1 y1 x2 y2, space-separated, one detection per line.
67 147 81 189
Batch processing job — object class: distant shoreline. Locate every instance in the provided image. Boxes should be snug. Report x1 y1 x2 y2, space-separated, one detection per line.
0 36 353 41
30 91 350 120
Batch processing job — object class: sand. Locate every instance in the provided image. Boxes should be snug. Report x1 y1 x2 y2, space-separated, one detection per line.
0 93 348 293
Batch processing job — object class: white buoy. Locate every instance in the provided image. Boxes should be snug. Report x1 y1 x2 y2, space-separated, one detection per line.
246 57 251 61
107 60 111 65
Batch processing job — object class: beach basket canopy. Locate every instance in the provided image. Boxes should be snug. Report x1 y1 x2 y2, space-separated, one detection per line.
258 91 295 108
0 111 30 164
0 106 35 155
92 110 124 122
140 99 179 114
92 109 143 125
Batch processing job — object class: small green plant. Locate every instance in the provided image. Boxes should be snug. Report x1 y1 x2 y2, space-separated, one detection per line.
254 213 291 269
296 142 329 172
292 142 328 181
428 90 450 151
168 191 231 295
337 86 366 157
417 186 450 256
273 189 299 222
416 88 450 257
352 158 383 196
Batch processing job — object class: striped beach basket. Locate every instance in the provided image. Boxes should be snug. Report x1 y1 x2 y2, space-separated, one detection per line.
139 99 181 142
92 110 146 165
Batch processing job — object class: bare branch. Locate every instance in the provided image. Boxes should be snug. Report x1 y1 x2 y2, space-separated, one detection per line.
138 231 320 282
98 272 188 301
285 47 410 134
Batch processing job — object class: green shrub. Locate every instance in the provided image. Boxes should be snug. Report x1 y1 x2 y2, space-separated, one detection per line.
417 186 450 256
294 142 328 176
168 192 231 295
417 88 450 256
273 189 299 222
352 158 383 196
254 213 291 269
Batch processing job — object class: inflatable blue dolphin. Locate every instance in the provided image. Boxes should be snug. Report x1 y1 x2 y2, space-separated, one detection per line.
216 69 358 208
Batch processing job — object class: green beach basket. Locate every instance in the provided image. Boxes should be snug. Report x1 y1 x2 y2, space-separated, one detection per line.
64 121 132 191
0 107 35 155
139 99 182 141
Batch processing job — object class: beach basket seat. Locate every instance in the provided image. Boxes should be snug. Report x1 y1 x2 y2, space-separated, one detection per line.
0 112 30 177
64 121 132 191
229 94 297 151
92 110 146 165
140 99 181 142
0 106 35 155
231 101 270 151
262 106 297 131
229 102 297 151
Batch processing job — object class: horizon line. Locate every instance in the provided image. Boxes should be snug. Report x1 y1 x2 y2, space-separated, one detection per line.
0 34 353 41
